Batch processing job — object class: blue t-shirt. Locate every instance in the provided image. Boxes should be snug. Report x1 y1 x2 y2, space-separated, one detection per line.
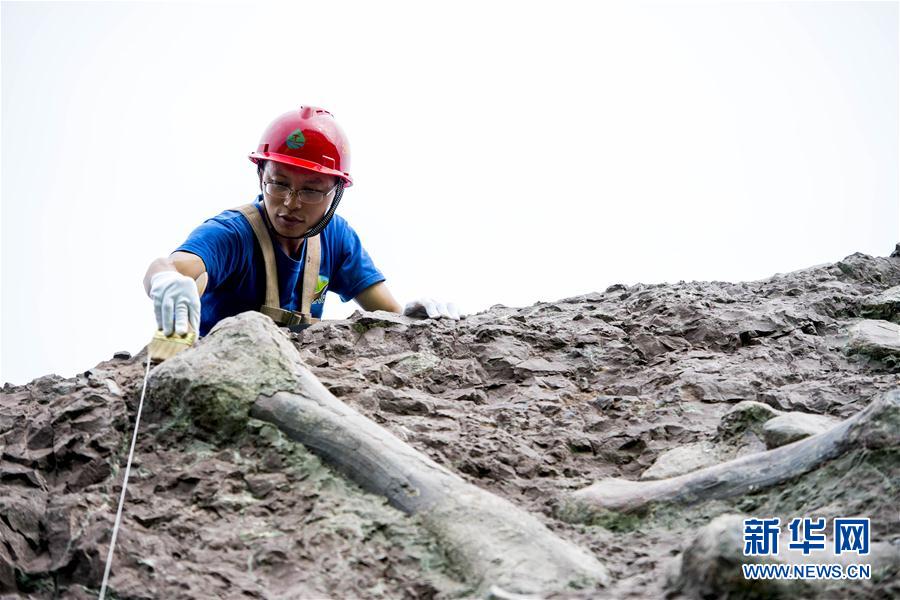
175 196 385 335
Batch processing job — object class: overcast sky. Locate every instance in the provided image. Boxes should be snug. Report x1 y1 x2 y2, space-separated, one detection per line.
2 1 898 385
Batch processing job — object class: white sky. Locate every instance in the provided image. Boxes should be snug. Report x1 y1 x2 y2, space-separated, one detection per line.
2 1 898 386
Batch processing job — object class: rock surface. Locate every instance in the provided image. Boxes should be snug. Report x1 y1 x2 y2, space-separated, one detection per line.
1 246 899 599
847 319 900 369
674 513 900 600
640 442 720 480
673 514 806 599
761 412 840 449
860 285 900 322
717 400 783 439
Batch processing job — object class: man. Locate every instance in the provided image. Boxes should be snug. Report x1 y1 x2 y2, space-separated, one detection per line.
143 106 458 337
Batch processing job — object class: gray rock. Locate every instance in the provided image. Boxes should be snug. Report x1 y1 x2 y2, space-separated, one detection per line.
679 373 760 403
484 585 542 600
761 412 839 449
640 442 720 480
391 352 441 376
590 394 641 412
104 379 122 396
846 319 900 369
351 309 413 327
515 357 573 375
860 285 900 323
673 514 806 599
717 400 782 438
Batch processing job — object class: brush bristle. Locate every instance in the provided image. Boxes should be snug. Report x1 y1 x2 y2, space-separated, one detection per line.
148 331 197 363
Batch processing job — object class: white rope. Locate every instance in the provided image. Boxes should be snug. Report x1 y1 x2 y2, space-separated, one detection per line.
98 354 152 600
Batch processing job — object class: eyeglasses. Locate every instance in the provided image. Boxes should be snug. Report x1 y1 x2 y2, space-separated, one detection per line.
263 180 337 205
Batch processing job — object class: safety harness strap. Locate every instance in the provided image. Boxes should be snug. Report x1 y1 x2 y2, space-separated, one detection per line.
301 234 321 318
236 204 281 307
234 203 321 326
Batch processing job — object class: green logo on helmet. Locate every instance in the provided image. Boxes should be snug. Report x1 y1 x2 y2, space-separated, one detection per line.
286 129 306 149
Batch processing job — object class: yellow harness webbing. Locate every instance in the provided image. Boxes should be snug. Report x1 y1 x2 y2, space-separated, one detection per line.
234 203 321 326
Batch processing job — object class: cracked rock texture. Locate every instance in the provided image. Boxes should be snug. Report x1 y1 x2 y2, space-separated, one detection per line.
2 245 899 599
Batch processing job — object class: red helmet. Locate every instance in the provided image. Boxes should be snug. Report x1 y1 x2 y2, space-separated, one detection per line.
249 106 353 187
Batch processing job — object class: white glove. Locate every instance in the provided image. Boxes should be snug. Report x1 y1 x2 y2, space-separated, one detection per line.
403 297 461 320
150 271 201 336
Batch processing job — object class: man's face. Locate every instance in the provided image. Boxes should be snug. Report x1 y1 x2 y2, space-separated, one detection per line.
260 161 337 238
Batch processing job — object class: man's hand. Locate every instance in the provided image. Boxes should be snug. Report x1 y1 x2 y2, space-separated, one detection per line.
150 271 201 336
403 297 461 320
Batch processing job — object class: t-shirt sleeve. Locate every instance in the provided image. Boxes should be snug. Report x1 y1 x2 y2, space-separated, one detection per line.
174 213 250 292
330 219 386 302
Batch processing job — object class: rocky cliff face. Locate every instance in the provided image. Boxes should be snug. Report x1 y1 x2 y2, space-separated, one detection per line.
2 246 899 599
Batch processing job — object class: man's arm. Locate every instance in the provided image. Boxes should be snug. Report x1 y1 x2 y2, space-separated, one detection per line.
354 281 403 313
356 281 461 320
143 251 208 296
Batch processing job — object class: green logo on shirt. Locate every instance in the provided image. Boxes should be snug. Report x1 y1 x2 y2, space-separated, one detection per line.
313 275 329 304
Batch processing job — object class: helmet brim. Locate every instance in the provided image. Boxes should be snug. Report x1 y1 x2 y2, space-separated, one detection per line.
249 151 353 187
